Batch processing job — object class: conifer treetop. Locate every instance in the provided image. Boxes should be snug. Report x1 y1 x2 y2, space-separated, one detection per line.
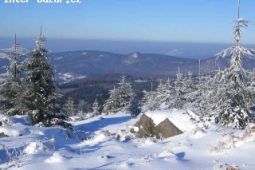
216 0 254 60
35 26 46 50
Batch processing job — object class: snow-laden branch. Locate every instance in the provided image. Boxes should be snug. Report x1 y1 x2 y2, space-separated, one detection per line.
216 46 255 60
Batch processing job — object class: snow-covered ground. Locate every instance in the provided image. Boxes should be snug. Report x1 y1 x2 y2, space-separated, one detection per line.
0 110 255 170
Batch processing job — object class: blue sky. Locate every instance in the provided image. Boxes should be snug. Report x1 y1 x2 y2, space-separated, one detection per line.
1 0 255 44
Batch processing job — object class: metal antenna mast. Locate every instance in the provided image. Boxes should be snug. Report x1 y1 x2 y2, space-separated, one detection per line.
237 0 240 19
40 25 43 37
12 34 19 78
198 59 201 83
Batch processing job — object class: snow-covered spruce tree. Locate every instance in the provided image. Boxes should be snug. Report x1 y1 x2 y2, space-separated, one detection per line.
142 78 174 112
102 86 119 114
0 35 26 115
24 30 65 126
63 97 77 117
116 76 135 110
127 94 141 116
103 76 135 114
141 90 158 112
171 71 197 109
155 79 173 109
181 72 198 105
172 71 185 109
209 0 255 128
92 98 100 116
192 74 213 117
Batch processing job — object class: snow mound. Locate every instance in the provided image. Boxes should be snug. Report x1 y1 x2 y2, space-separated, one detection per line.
158 150 176 159
0 114 30 126
115 129 132 142
91 133 109 143
0 126 29 137
12 115 31 125
29 129 45 136
24 141 45 155
117 161 134 169
190 127 206 138
0 115 14 126
135 138 156 147
45 152 65 164
80 130 112 146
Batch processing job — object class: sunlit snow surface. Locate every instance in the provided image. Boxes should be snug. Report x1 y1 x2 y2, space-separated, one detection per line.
0 110 255 170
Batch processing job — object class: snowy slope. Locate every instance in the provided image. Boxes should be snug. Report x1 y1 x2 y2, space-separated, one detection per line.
0 110 255 170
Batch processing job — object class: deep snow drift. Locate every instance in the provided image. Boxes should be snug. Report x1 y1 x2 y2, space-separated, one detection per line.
0 110 255 170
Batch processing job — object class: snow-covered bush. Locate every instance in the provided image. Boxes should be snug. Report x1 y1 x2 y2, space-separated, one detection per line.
45 152 66 164
92 98 100 116
242 123 255 142
210 133 239 154
213 163 240 170
63 97 77 117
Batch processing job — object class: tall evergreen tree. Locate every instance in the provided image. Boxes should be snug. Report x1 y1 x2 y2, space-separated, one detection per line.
208 0 255 128
24 29 59 125
0 35 25 115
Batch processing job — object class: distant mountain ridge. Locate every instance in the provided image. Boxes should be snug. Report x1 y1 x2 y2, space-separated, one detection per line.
1 50 255 83
49 51 199 78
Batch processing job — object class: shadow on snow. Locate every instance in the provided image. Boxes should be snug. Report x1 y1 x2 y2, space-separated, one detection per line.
74 115 132 135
